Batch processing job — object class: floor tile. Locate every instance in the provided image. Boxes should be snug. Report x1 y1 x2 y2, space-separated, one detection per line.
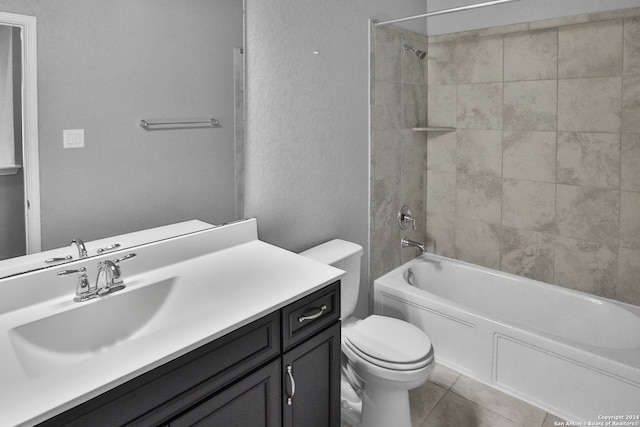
409 381 448 425
430 363 462 389
420 390 521 427
451 375 547 427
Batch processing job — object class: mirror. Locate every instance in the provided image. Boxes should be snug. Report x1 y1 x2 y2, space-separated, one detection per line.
0 1 244 278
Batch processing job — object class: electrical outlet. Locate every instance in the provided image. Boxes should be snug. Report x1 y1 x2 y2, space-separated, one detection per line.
63 129 85 149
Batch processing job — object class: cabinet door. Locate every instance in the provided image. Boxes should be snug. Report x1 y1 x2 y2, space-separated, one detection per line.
282 322 341 427
169 359 281 427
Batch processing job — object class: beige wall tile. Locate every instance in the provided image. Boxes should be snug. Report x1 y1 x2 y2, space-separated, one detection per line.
456 174 502 224
401 83 428 128
501 227 555 283
426 171 456 217
371 177 401 280
556 184 619 244
372 10 640 307
558 77 622 133
427 132 457 173
456 129 502 176
589 7 640 22
456 35 503 84
457 83 503 130
622 134 640 191
373 79 402 130
504 29 558 81
454 218 502 269
373 25 401 82
427 213 455 256
503 130 556 182
623 76 640 133
371 130 401 180
618 247 640 306
400 130 426 209
557 132 621 189
427 85 456 127
504 80 557 131
427 41 457 86
502 179 555 233
558 20 623 78
624 16 640 75
529 14 589 31
555 236 617 298
620 191 640 249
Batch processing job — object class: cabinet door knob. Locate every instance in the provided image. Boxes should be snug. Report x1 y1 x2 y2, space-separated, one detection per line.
298 305 327 323
286 365 296 406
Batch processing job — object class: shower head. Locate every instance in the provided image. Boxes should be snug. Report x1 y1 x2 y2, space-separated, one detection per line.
403 44 427 60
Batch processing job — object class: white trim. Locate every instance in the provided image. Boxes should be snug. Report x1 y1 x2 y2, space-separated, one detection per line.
0 12 40 254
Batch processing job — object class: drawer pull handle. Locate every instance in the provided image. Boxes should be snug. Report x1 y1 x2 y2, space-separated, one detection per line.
298 305 327 323
286 365 296 406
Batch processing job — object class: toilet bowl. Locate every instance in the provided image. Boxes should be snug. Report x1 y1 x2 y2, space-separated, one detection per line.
300 240 434 427
340 315 434 427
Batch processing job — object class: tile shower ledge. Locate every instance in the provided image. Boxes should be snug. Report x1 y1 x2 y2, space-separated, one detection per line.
0 219 344 426
413 126 457 133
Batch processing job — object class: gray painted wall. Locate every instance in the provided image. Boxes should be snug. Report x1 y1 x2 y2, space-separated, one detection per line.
0 0 243 250
245 0 427 317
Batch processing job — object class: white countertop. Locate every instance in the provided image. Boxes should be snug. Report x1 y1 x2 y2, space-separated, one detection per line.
0 220 344 426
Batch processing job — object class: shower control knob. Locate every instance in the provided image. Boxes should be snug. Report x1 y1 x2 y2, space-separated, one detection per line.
397 205 416 230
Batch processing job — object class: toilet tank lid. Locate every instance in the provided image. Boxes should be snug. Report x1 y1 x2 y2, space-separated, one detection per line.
299 239 363 265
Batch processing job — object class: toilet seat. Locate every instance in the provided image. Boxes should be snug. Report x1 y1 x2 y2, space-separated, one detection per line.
342 315 433 371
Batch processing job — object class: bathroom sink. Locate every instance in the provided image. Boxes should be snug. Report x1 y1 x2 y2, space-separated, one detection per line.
9 277 216 378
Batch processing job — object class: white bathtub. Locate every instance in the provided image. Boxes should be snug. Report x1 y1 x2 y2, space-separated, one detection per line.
373 253 640 422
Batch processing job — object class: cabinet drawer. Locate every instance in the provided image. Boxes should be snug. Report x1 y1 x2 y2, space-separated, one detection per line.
282 281 340 351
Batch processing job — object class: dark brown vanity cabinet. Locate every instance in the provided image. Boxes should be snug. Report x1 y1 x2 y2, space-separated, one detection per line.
38 281 340 427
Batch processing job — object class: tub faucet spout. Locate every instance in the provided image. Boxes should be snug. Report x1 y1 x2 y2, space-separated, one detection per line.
401 237 426 254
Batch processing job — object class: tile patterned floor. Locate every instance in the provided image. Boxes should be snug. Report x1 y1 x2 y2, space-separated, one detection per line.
341 364 565 427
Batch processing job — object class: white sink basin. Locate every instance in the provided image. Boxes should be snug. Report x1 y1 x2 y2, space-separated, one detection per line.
9 277 216 378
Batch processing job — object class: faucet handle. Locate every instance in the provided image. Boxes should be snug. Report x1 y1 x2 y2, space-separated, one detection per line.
398 205 416 230
114 253 136 264
57 267 86 276
58 267 94 302
105 253 137 292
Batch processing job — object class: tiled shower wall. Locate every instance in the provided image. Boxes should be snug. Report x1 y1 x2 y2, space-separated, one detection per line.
424 8 640 305
370 24 429 281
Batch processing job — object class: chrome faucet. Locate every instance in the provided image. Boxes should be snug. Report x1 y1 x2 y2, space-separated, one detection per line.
96 260 122 295
58 253 137 302
71 238 88 259
401 237 426 254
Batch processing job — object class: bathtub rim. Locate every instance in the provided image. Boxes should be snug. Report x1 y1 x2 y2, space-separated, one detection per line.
373 253 640 371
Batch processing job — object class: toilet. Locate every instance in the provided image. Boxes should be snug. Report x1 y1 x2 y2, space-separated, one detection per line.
300 239 434 427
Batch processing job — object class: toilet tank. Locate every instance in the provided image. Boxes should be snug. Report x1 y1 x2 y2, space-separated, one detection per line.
299 239 363 319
